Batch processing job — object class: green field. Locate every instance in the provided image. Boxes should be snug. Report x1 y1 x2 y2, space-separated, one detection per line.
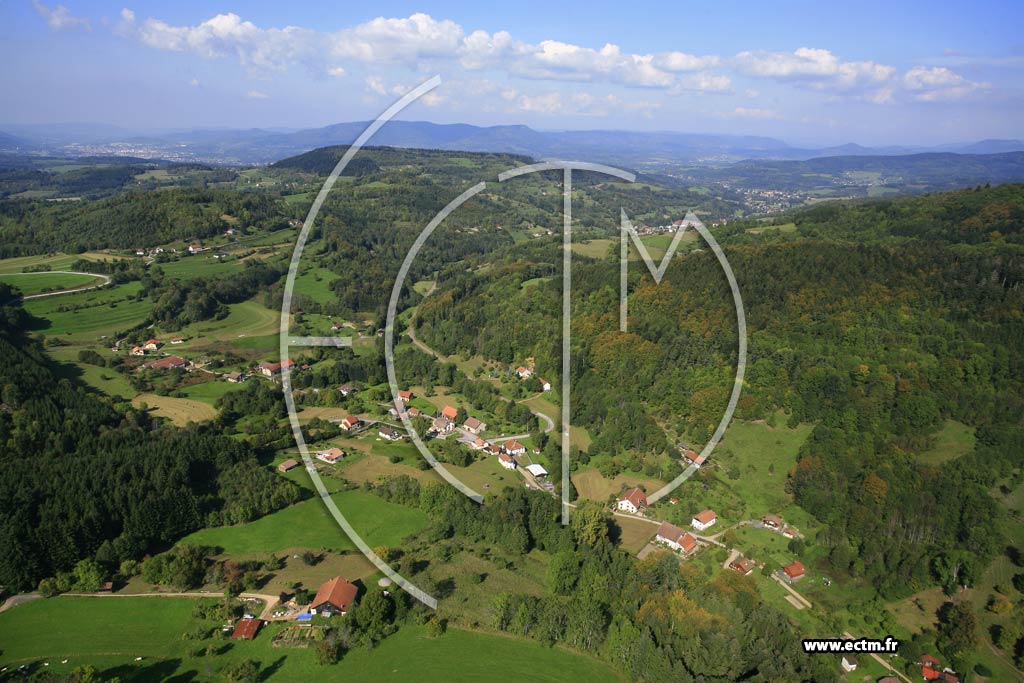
179 489 427 554
24 282 152 340
0 598 620 683
916 419 976 466
46 345 137 398
178 379 244 405
0 271 105 296
291 267 340 305
158 255 244 280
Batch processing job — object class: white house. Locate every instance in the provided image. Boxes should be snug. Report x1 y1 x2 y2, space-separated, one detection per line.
840 655 858 673
537 377 552 391
655 522 697 554
691 509 717 532
315 448 345 464
616 488 648 514
515 365 533 379
502 439 527 456
498 452 517 470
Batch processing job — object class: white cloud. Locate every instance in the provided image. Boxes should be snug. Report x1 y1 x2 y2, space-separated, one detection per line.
902 66 990 101
331 13 463 64
189 78 201 87
730 106 780 120
327 66 346 78
246 90 269 99
734 47 894 94
33 1 91 32
672 72 732 94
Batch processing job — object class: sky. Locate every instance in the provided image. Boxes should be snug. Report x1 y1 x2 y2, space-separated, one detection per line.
2 0 1023 146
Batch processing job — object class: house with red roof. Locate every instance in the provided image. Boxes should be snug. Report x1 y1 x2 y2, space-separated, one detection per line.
502 440 527 456
730 557 756 575
398 389 413 402
441 405 459 420
144 355 189 371
315 448 345 464
515 365 533 379
340 415 361 431
278 459 299 473
616 488 648 514
538 377 551 391
691 509 717 531
781 560 806 583
463 416 486 434
310 576 358 616
655 521 697 554
143 339 162 351
498 452 517 470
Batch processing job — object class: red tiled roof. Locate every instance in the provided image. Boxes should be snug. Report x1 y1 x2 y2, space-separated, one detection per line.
278 459 299 472
398 390 412 400
441 405 458 420
620 487 648 509
499 452 514 463
783 560 805 579
504 439 525 452
693 509 717 524
312 576 358 613
231 618 261 640
145 355 187 370
922 667 941 681
920 655 940 666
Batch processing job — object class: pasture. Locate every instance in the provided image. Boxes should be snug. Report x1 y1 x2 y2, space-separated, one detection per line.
915 419 976 466
132 393 219 425
178 489 428 554
0 271 105 296
24 282 153 340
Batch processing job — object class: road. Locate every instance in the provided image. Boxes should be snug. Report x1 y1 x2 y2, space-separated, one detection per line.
0 592 40 613
4 271 111 301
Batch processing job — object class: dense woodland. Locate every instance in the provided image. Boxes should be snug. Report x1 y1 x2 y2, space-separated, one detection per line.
0 284 304 590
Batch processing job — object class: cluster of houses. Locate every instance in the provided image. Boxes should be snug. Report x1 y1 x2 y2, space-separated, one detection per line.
761 513 800 540
229 575 360 642
514 365 552 391
614 488 719 533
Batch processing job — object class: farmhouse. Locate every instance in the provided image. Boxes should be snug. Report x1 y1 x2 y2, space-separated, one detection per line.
257 360 294 377
502 440 526 456
431 415 454 434
440 405 459 421
224 371 246 383
515 365 533 378
130 346 145 356
730 558 756 576
682 449 705 466
781 560 805 583
463 416 486 434
143 339 162 351
472 437 488 450
762 514 783 529
188 244 205 254
616 488 648 514
498 452 517 470
338 383 356 396
655 521 696 554
278 459 299 473
340 415 361 431
782 526 799 539
378 426 402 441
232 618 262 640
840 655 857 673
398 389 413 402
144 355 189 371
310 576 358 616
486 442 502 456
691 509 718 531
538 377 552 391
315 448 345 464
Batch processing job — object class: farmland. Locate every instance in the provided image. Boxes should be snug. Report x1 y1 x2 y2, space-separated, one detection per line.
0 271 105 296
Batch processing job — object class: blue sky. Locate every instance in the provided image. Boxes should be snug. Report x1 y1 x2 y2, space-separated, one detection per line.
2 0 1022 145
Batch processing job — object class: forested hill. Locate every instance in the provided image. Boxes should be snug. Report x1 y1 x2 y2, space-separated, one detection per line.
416 183 1024 597
0 284 304 590
271 144 533 177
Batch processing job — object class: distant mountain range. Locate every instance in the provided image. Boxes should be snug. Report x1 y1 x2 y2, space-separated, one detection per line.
1 120 1022 168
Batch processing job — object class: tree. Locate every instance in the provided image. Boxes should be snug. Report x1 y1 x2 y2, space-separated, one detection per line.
570 502 609 547
222 659 260 683
72 559 106 593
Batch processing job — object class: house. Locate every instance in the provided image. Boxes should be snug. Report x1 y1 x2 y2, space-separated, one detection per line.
730 558 756 576
781 560 806 583
441 405 459 421
130 346 146 356
782 526 799 539
840 655 857 672
940 672 959 683
338 383 355 396
616 488 648 514
278 459 299 473
188 243 204 254
407 406 421 418
655 522 696 554
691 509 718 532
498 452 517 470
315 448 345 464
538 377 552 391
231 618 262 640
762 514 784 529
486 442 502 456
143 339 162 351
310 576 358 616
144 355 188 371
340 415 361 431
431 415 454 434
398 389 413 402
378 426 402 441
472 437 488 450
502 440 526 456
170 337 185 344
515 365 533 379
224 371 246 383
922 668 941 681
919 655 941 669
258 360 294 376
463 416 487 434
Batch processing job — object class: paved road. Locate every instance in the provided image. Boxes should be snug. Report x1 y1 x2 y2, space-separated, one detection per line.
0 592 40 613
4 271 111 301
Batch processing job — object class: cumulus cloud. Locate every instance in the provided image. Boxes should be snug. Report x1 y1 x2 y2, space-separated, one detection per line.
902 66 989 101
734 47 894 92
33 1 91 32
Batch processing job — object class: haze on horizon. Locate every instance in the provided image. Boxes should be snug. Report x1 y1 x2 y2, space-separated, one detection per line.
2 0 1023 148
